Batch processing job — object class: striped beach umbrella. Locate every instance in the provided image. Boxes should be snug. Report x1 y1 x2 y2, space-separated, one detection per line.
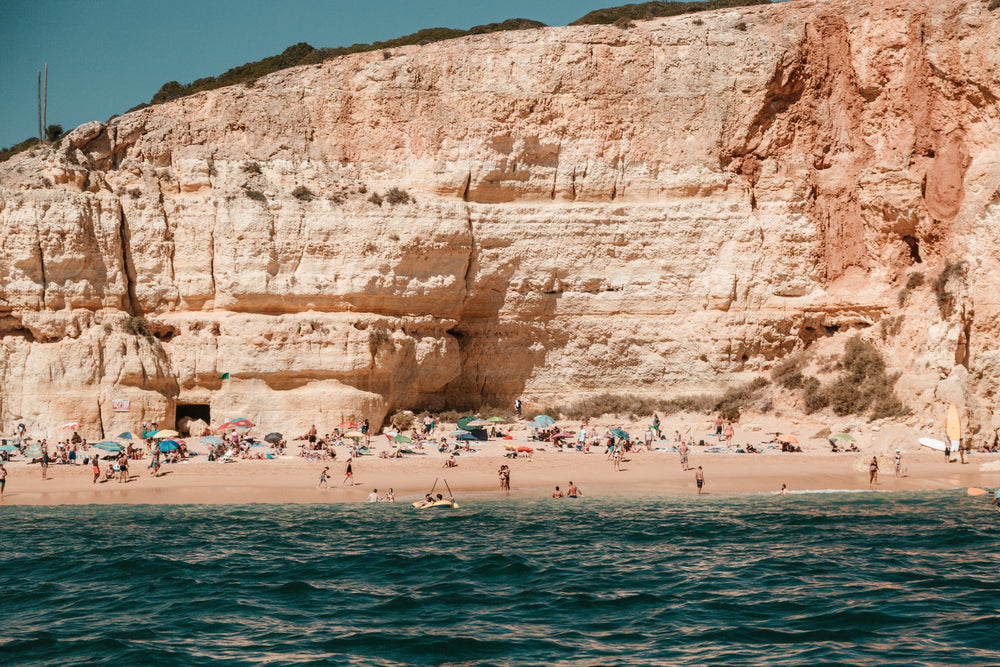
92 441 124 452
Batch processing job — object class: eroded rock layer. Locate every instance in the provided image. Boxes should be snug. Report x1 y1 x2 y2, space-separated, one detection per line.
3 0 1000 438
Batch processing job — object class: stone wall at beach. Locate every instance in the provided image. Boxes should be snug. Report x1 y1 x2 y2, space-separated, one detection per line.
2 0 1000 439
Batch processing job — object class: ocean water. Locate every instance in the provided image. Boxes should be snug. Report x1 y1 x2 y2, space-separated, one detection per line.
2 491 999 666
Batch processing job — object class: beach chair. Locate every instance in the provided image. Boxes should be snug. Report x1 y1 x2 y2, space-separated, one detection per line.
218 449 235 463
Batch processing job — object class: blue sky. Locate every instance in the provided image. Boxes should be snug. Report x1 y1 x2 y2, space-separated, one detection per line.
1 0 623 149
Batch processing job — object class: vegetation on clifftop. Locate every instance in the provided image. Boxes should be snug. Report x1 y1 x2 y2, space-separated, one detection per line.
571 0 771 25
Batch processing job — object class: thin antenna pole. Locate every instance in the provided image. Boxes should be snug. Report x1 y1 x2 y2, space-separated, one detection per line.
37 70 43 142
43 63 48 140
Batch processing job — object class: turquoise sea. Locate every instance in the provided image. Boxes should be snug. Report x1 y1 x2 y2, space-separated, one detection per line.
2 492 998 666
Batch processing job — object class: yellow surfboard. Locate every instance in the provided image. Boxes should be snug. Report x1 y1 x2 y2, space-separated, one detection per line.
946 404 961 447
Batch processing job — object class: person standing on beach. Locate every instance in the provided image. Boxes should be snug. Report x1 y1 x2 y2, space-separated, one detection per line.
0 462 6 500
679 441 690 470
894 450 902 479
695 467 705 494
317 466 329 489
567 481 582 498
342 459 353 486
92 455 100 484
869 456 879 486
498 465 510 491
652 414 661 439
41 447 49 480
515 398 522 418
612 447 622 471
724 422 734 445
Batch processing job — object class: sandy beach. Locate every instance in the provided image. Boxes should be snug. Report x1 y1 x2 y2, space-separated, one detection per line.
2 414 998 506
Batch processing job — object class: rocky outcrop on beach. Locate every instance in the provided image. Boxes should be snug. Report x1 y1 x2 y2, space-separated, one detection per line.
2 0 1000 439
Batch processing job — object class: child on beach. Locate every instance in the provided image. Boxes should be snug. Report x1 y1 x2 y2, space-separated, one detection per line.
317 466 329 489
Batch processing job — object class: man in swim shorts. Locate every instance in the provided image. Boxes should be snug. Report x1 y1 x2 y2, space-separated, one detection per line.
0 462 6 500
567 481 581 498
695 466 705 494
552 486 564 498
92 456 100 484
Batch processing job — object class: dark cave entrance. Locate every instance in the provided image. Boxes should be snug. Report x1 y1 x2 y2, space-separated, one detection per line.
175 403 211 430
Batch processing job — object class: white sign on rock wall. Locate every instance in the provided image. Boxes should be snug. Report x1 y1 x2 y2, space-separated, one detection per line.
111 399 131 412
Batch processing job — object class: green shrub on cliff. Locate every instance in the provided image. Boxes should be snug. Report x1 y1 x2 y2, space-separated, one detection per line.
570 0 771 25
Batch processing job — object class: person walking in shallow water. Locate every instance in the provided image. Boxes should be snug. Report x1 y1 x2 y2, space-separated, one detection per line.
869 456 879 486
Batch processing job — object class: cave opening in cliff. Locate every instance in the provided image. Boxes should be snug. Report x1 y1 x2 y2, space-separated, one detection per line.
176 403 211 430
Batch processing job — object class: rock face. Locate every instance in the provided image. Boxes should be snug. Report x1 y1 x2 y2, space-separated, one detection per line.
3 0 1000 440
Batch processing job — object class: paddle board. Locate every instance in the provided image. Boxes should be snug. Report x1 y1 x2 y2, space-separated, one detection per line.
918 437 948 452
946 404 961 450
967 487 988 496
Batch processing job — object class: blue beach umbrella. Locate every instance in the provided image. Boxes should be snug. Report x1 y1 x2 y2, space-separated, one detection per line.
610 428 629 440
158 440 181 452
200 435 224 446
533 415 556 427
456 432 478 441
117 432 135 440
25 443 42 457
92 441 124 452
0 444 19 452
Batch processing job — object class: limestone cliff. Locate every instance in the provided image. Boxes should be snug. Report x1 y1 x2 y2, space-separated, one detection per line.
3 0 1000 440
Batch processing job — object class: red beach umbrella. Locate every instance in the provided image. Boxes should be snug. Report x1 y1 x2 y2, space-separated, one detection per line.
337 421 357 429
59 422 84 430
777 434 799 444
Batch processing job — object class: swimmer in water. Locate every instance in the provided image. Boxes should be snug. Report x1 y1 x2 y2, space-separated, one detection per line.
567 481 581 498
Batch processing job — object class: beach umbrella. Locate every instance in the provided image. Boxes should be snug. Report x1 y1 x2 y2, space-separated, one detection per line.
533 415 555 426
25 443 42 457
552 431 574 439
59 422 84 430
450 430 472 437
153 429 179 439
465 419 491 428
526 420 548 429
832 433 856 442
610 428 629 440
456 432 478 441
264 432 283 444
0 444 19 452
344 431 365 438
337 421 358 429
230 419 254 428
158 440 181 452
455 416 481 431
487 416 506 423
777 435 799 444
117 432 135 440
92 441 124 452
200 435 224 446
392 435 412 443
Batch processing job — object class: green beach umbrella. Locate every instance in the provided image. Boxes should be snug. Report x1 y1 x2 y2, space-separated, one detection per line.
832 433 856 441
392 435 412 443
487 416 505 423
92 441 124 452
117 432 136 440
